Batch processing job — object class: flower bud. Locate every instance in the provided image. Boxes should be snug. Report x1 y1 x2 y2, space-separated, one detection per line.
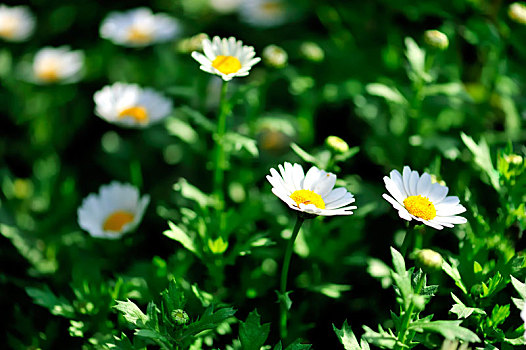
325 136 349 154
207 237 228 254
300 41 324 62
424 30 449 50
262 45 288 68
415 249 443 271
504 154 523 165
171 309 189 325
509 2 526 25
176 33 209 53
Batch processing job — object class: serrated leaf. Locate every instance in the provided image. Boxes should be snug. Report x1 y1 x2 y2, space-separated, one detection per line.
409 320 481 343
239 310 270 350
366 83 408 105
114 299 148 327
163 221 201 258
284 339 312 350
511 276 526 299
26 286 75 318
334 320 370 350
488 304 510 327
180 306 236 340
450 293 486 319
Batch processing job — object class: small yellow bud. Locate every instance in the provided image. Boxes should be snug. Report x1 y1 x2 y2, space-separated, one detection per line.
208 237 228 254
171 309 189 325
325 136 349 154
262 45 288 68
415 249 443 271
509 2 526 25
300 41 324 62
424 30 449 50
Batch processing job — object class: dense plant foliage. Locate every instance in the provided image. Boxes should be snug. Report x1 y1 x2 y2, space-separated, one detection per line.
0 0 525 349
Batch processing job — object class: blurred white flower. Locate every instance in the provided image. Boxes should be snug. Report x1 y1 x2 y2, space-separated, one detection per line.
32 47 84 84
239 0 288 27
209 0 242 14
267 162 356 216
0 4 35 42
382 166 467 230
93 82 173 128
509 2 526 25
78 182 150 239
100 7 179 47
191 36 261 81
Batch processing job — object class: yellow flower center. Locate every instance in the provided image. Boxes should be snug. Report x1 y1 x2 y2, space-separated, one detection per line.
403 195 436 221
103 210 135 232
36 67 60 82
0 17 18 39
212 55 242 75
290 189 325 209
261 1 284 15
118 106 149 123
127 27 153 44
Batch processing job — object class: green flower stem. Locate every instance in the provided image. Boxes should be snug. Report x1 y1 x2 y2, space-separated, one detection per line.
394 275 425 350
400 223 415 257
213 81 230 212
279 215 305 339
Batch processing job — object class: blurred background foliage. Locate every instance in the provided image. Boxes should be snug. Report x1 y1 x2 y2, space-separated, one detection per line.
0 0 525 349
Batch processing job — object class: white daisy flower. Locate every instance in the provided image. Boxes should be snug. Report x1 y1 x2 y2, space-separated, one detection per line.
239 0 288 27
382 166 467 230
191 36 261 81
267 162 357 216
77 182 150 239
0 4 35 42
32 46 84 84
100 7 179 47
93 82 173 128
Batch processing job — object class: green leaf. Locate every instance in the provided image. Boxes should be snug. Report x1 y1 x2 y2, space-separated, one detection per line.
134 329 170 344
422 82 466 97
26 286 75 318
114 299 148 327
362 325 398 348
460 133 500 190
224 132 259 157
390 247 406 275
334 320 370 350
366 83 408 105
290 143 317 164
276 290 293 311
367 258 392 289
180 306 236 340
441 258 468 295
166 117 199 144
309 283 352 299
239 309 270 350
404 37 431 82
177 105 215 132
284 339 312 350
487 304 510 328
511 276 526 299
449 293 486 319
173 178 214 208
163 221 201 258
409 320 481 343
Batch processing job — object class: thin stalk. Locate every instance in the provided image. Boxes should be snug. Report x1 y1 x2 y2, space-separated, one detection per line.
400 224 416 257
213 81 230 211
394 276 425 350
279 216 305 340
